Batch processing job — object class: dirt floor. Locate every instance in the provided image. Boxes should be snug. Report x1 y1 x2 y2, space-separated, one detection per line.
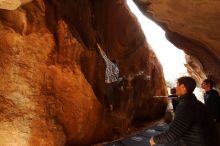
92 118 164 146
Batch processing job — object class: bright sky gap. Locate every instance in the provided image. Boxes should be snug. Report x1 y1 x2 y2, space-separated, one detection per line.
126 0 188 85
126 0 204 101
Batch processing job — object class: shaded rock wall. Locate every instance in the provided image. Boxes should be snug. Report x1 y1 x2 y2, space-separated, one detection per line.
0 0 167 145
134 0 220 90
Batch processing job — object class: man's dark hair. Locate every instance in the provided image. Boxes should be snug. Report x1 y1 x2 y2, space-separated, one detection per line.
177 76 196 93
170 87 176 94
203 79 214 88
112 60 117 64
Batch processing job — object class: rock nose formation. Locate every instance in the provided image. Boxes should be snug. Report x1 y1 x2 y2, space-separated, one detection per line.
0 0 167 145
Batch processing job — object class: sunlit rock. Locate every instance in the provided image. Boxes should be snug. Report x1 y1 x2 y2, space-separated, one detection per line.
0 0 32 10
0 0 21 10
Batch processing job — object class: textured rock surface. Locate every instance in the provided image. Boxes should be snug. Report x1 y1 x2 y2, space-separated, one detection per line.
0 0 167 145
134 0 220 90
0 0 32 10
0 0 21 10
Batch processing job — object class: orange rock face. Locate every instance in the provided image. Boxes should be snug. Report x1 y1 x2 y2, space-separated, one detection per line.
0 0 167 145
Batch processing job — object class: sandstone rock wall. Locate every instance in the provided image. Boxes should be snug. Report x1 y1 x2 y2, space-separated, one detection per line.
0 0 167 145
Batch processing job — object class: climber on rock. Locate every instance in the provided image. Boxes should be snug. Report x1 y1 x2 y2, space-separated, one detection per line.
97 43 122 111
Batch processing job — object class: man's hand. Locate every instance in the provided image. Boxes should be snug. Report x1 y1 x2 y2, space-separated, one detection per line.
149 137 156 146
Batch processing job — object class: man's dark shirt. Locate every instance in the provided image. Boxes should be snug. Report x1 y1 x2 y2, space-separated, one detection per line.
154 93 218 146
168 94 179 112
204 89 220 121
